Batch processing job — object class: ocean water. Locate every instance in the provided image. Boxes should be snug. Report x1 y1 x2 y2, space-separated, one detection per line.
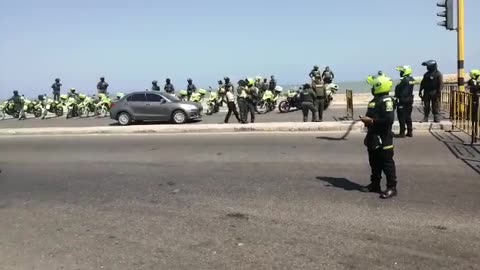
282 80 419 94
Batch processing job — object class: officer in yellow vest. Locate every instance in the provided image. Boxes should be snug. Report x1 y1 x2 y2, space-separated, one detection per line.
245 78 258 123
360 74 398 199
236 80 248 123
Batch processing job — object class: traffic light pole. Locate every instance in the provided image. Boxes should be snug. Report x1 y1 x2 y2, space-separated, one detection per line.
457 0 465 92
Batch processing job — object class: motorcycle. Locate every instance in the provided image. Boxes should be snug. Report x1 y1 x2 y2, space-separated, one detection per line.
65 95 80 119
94 93 112 118
44 97 64 118
78 94 96 118
256 86 282 114
178 90 189 101
1 100 21 119
205 90 222 115
324 83 339 109
190 89 208 104
278 89 302 113
23 98 43 118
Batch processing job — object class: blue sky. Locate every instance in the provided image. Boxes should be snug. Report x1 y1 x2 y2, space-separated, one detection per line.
0 0 479 96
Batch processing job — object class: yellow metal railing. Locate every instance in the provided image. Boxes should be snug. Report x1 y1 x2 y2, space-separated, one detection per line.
441 84 479 144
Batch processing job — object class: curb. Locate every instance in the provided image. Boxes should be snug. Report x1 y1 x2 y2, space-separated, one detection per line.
0 121 453 136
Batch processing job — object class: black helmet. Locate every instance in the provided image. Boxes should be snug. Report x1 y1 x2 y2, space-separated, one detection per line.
271 75 275 79
13 90 19 95
100 77 105 81
166 78 171 83
187 78 193 82
378 70 383 76
422 60 438 71
38 94 44 100
303 83 311 89
238 80 246 87
224 76 230 82
55 78 60 82
314 65 319 69
218 80 223 84
152 80 158 84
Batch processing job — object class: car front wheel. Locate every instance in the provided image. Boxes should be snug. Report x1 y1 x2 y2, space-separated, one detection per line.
171 110 187 124
118 112 132 126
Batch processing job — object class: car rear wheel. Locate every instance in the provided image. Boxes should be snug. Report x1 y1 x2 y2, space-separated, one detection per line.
172 110 187 124
118 112 132 126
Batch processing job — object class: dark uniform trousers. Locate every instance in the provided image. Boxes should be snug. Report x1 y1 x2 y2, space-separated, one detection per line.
423 93 440 118
53 91 60 101
315 97 325 121
368 148 397 188
301 102 317 122
238 97 247 123
397 102 413 134
246 99 256 123
225 101 240 123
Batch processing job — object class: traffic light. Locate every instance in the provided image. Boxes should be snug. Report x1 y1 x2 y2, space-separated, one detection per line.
437 0 455 30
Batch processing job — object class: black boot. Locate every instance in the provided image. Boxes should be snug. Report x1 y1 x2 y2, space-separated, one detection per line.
434 115 440 123
406 130 413 137
360 183 382 193
398 130 406 138
421 116 429 123
380 188 397 199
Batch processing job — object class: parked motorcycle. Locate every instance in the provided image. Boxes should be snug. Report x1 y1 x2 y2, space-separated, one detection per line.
65 95 80 119
44 96 64 118
324 83 339 109
178 90 189 101
23 98 43 118
1 100 21 119
78 94 96 118
95 93 112 118
278 89 302 113
205 90 222 115
190 89 208 104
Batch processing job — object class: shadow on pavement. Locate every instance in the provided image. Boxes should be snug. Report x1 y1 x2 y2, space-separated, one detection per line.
316 120 361 141
429 128 480 175
315 176 363 191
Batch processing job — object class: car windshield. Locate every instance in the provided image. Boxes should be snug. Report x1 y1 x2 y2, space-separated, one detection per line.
164 93 180 102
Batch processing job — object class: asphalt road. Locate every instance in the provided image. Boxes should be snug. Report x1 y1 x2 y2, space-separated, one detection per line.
0 132 478 270
0 105 439 129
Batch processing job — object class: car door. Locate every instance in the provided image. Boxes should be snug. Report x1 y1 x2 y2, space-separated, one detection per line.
126 93 148 119
145 93 170 121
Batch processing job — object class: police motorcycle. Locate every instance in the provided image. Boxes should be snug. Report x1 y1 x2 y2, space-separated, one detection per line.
324 83 339 109
178 90 189 101
256 86 283 114
205 87 223 115
190 89 208 104
278 88 302 113
1 100 21 120
65 95 80 119
95 93 112 118
43 96 65 118
77 94 96 118
23 97 43 118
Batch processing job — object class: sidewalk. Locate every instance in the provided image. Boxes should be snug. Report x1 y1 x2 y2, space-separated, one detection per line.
0 121 452 136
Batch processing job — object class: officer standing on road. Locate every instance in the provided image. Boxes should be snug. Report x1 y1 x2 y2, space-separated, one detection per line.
51 78 62 101
97 77 109 95
245 78 258 123
151 80 160 91
186 78 197 101
360 74 398 199
164 78 175 94
299 83 317 122
314 83 326 122
468 69 480 128
222 86 241 123
419 60 443 123
395 66 415 138
237 80 248 124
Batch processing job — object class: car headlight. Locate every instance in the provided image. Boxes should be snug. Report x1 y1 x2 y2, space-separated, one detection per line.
184 105 198 111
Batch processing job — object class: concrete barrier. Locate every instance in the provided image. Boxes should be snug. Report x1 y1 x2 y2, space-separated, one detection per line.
0 121 452 136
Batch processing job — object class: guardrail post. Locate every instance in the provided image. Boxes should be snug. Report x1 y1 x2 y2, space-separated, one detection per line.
346 90 354 120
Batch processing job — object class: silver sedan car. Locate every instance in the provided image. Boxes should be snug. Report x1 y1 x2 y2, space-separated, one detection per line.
110 91 202 125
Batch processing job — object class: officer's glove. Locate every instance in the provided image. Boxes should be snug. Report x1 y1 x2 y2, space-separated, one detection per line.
360 116 374 126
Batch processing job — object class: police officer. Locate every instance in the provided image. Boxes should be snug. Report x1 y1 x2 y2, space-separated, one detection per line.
151 80 160 91
223 86 240 123
164 78 175 94
218 80 224 91
360 74 397 199
322 66 335 84
419 60 443 123
314 83 326 122
245 78 258 123
309 65 323 90
186 78 196 101
262 78 269 93
97 77 109 95
268 75 277 91
224 77 234 92
68 88 79 99
8 90 26 120
468 69 480 129
395 66 415 137
51 78 62 101
299 83 317 122
237 80 248 124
